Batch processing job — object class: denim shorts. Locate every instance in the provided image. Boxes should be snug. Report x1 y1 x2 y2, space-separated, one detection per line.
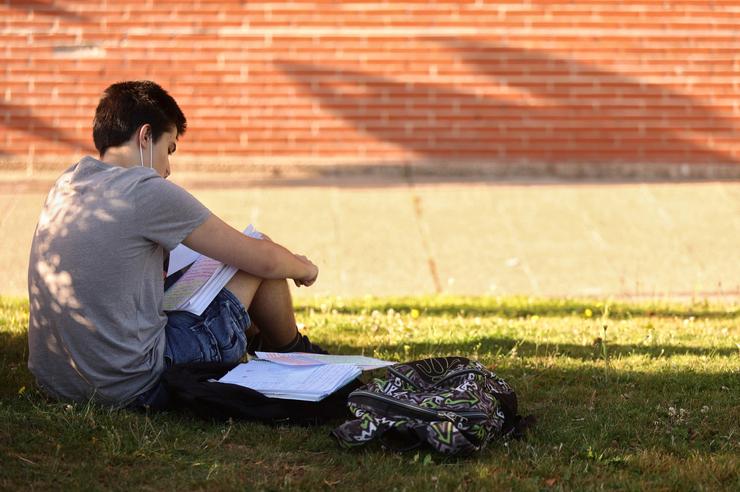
163 288 250 367
131 288 250 409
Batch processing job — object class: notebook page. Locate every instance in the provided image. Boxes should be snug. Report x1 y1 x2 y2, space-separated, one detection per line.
219 360 360 399
162 256 223 311
167 244 201 276
163 225 261 312
255 352 394 370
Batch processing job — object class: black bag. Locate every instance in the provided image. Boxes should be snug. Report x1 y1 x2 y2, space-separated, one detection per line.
161 362 361 425
331 357 533 455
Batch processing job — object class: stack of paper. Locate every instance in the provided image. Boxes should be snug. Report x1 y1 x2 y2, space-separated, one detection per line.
163 225 262 315
218 360 362 401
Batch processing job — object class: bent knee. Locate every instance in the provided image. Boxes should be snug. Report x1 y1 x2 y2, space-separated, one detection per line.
224 270 262 307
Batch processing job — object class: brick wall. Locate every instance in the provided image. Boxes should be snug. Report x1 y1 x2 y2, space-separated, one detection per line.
1 0 738 171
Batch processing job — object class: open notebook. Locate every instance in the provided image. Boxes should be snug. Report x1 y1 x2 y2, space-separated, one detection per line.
162 225 262 315
218 353 394 401
218 360 362 401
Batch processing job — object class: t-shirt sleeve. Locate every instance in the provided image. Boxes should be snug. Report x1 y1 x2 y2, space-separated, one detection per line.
135 174 211 251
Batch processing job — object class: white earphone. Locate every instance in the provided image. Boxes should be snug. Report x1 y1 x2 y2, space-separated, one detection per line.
138 127 153 169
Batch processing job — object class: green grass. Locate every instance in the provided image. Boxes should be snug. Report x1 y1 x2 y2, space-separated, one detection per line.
1 295 738 491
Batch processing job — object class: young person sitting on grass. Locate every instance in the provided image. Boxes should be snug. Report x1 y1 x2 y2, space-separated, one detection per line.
27 80 326 411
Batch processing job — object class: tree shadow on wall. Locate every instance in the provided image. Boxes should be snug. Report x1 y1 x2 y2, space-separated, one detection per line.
0 101 91 157
4 0 89 21
276 38 737 165
1 2 91 158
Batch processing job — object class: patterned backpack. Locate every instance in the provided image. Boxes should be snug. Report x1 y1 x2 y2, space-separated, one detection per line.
331 357 532 455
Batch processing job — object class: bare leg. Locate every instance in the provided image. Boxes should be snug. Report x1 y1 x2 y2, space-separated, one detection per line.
223 270 262 308
245 278 298 348
224 271 297 348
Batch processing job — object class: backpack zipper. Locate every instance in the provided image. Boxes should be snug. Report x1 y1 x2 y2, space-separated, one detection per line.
431 368 492 389
351 390 489 421
387 366 420 389
388 365 492 391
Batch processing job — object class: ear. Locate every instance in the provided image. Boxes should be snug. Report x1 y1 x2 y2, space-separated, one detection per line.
138 124 152 146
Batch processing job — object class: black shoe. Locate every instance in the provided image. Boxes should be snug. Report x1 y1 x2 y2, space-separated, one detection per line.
247 332 329 355
289 333 329 355
246 332 263 356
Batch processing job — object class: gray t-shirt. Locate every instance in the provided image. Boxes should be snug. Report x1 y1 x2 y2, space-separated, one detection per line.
27 156 211 407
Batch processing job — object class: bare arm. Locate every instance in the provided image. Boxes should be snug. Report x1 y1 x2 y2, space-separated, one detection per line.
182 213 318 286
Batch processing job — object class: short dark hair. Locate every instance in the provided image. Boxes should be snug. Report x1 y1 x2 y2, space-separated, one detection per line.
92 80 187 155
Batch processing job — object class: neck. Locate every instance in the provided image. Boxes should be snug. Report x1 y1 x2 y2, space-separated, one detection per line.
99 145 139 168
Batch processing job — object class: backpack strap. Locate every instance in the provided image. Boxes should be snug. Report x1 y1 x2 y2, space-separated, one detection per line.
331 412 392 448
503 413 538 439
331 413 429 452
378 425 426 452
490 389 536 439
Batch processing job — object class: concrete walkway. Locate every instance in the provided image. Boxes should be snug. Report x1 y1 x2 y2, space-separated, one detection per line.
2 172 738 301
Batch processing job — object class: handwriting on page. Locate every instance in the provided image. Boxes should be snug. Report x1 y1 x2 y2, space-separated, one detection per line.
162 256 222 311
163 224 262 314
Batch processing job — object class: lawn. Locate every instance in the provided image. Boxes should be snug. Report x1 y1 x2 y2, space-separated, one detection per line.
1 296 738 491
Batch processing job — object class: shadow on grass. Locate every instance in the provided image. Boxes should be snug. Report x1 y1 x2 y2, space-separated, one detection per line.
2 326 738 492
2 294 737 489
3 331 737 457
361 337 740 360
3 328 737 399
297 297 739 320
0 330 32 398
